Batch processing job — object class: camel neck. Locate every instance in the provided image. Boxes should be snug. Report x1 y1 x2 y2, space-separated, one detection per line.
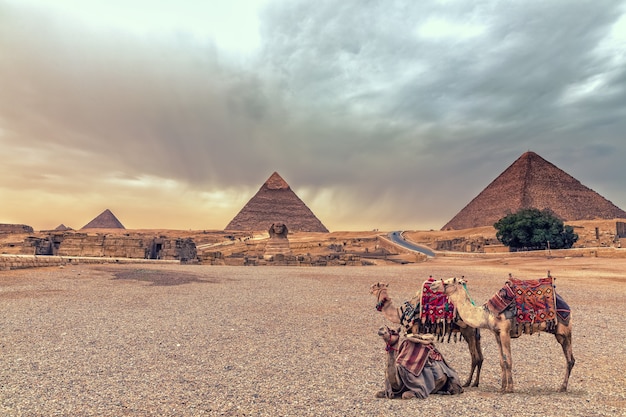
449 286 487 328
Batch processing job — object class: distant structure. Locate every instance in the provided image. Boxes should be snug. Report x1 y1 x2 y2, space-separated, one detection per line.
54 224 72 231
225 172 329 232
81 209 126 230
263 222 292 260
442 151 626 230
0 224 34 234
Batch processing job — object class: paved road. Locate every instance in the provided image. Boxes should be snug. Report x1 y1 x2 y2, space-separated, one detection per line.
388 231 436 257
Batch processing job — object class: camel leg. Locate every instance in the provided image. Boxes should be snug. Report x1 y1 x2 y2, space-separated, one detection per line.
555 323 575 392
471 329 483 387
494 325 514 393
461 327 483 387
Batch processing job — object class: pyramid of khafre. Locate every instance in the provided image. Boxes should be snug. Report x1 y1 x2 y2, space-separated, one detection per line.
81 209 126 229
442 151 626 230
225 172 329 232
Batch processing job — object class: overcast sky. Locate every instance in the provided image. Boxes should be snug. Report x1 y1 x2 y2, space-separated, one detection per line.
2 0 626 231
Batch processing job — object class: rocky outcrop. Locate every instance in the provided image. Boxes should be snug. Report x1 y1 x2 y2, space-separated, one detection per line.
0 254 178 270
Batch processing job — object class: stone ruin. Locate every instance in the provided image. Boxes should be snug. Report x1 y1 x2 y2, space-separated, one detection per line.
198 233 422 266
0 224 34 234
0 209 199 263
20 232 197 263
433 236 501 252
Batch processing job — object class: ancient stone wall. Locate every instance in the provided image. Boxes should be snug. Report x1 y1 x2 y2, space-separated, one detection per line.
435 236 500 252
0 224 34 234
8 232 197 261
0 254 178 270
199 250 365 266
157 238 197 262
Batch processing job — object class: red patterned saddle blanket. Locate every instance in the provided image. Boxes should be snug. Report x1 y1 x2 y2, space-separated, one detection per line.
420 276 455 326
487 277 557 324
399 277 459 341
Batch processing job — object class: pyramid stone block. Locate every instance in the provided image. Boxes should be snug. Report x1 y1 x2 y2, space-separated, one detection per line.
225 172 329 232
81 209 126 230
442 151 626 230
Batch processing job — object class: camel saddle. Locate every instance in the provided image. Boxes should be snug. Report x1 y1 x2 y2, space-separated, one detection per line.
396 339 444 377
486 276 570 332
418 276 458 341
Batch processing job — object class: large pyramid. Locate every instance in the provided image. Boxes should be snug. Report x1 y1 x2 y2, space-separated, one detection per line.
225 172 329 232
81 209 126 230
442 151 626 230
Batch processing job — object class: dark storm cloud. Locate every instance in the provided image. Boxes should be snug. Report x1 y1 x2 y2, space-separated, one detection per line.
259 0 622 144
254 0 626 225
1 0 626 230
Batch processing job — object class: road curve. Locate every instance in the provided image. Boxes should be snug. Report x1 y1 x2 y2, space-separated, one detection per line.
387 231 436 257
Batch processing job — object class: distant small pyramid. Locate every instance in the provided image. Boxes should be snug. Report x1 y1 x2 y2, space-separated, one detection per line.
54 224 72 231
81 209 126 229
442 151 626 230
225 172 329 232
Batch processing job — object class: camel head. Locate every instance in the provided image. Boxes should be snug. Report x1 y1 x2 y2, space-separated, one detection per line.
369 282 389 297
429 276 467 295
377 326 401 348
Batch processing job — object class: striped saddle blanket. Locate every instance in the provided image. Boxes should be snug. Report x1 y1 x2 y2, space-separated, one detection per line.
396 339 444 376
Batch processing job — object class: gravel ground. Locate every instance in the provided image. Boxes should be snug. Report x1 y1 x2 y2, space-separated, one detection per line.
1 257 625 416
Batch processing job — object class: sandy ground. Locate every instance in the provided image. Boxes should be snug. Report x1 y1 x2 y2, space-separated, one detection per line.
1 256 625 416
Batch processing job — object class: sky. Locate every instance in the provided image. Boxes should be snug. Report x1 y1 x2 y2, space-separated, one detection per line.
1 0 626 232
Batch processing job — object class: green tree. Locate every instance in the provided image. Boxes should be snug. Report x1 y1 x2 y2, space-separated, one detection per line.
494 208 578 251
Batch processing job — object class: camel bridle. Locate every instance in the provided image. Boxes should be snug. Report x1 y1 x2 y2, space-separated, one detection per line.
384 327 400 352
441 278 475 306
374 285 390 311
440 278 460 294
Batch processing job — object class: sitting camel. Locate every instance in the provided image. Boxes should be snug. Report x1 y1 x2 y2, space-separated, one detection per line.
429 275 575 393
375 326 405 399
370 282 483 387
375 326 463 399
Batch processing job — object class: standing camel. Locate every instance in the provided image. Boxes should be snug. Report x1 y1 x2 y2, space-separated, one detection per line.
370 282 483 387
429 276 575 393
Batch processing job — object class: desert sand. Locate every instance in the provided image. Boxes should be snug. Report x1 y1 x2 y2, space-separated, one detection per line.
0 254 625 416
